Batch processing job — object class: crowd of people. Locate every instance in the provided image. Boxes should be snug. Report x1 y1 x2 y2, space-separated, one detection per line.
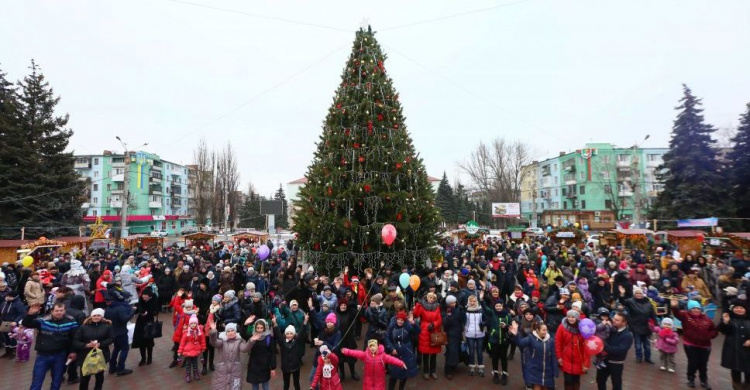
1 236 749 390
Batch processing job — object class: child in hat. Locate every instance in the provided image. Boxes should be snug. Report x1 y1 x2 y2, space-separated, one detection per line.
178 314 206 383
311 345 343 390
342 340 406 390
650 317 679 373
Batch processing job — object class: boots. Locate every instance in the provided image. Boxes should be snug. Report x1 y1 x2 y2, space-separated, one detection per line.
501 372 508 386
477 365 485 378
185 372 192 383
3 347 15 359
169 359 178 368
201 362 208 376
194 364 201 381
492 371 500 384
339 365 346 381
350 366 359 381
468 364 476 376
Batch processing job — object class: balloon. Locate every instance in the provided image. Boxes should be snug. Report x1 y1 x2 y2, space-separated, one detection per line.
22 256 33 267
251 247 257 254
584 335 604 355
409 275 420 291
257 245 270 261
583 225 589 231
578 318 596 339
574 222 580 228
381 224 397 246
399 273 410 289
546 226 553 233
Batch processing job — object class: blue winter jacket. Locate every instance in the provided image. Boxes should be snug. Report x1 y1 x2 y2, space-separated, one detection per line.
514 331 558 388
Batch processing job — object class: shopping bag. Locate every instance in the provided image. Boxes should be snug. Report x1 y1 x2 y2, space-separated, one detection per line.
81 348 107 376
127 322 135 345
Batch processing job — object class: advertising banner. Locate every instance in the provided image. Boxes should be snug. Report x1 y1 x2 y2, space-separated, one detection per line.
492 203 520 218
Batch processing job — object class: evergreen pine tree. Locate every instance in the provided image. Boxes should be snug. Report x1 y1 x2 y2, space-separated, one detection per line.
728 103 750 230
238 191 265 230
0 65 25 235
274 184 289 229
0 61 84 238
652 85 722 220
435 172 455 224
293 27 440 271
453 183 471 223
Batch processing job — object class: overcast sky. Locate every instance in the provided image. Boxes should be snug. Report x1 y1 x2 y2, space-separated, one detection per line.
3 0 749 197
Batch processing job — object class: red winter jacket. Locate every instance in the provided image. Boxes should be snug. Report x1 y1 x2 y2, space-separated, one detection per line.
173 309 198 343
311 352 342 390
413 301 443 355
555 321 590 375
673 308 718 348
178 327 206 357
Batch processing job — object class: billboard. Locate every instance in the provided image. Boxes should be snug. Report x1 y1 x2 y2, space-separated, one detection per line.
260 200 283 215
492 203 520 218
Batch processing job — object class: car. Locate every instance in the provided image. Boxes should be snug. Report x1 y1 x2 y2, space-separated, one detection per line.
150 230 168 237
587 234 600 247
526 227 544 235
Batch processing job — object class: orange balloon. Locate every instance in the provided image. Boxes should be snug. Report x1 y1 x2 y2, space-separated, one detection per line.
409 275 421 291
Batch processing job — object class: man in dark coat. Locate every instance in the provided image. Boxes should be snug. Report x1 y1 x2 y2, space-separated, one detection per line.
596 311 634 390
104 288 135 376
22 302 79 389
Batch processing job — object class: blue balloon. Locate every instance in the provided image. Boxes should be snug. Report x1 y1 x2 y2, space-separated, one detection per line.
583 225 589 231
546 226 553 232
399 272 410 289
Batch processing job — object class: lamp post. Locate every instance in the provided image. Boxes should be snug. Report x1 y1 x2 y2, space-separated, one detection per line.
116 136 148 239
631 135 650 228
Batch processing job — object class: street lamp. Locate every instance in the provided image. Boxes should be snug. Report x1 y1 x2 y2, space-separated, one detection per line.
116 136 148 239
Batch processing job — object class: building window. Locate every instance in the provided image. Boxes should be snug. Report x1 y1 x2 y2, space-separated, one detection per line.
605 199 612 209
617 154 630 163
604 184 612 194
601 171 610 180
93 184 98 191
554 189 558 196
94 171 99 178
94 158 99 165
553 163 557 171
106 197 111 203
579 186 585 195
603 155 611 164
93 197 98 204
106 184 111 191
563 202 567 210
105 210 110 216
554 177 558 184
647 154 661 162
92 210 97 216
562 188 567 196
581 200 586 209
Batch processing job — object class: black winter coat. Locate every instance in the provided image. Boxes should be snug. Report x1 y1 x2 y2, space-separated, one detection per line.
105 300 134 337
623 297 657 336
273 326 305 373
0 296 26 323
72 318 114 366
132 296 159 349
246 333 276 383
442 305 465 368
719 314 750 374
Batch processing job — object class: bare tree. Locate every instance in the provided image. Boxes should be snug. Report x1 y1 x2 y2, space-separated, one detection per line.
193 138 213 226
213 143 240 230
458 137 533 202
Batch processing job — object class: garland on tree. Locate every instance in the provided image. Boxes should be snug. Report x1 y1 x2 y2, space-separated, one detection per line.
293 26 440 272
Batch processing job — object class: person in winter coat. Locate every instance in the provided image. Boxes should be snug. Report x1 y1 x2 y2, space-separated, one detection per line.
545 288 571 333
178 314 207 383
555 309 590 390
119 265 147 304
60 260 91 315
463 294 486 377
24 271 45 307
93 270 112 310
157 268 177 312
334 298 359 381
311 347 343 390
364 293 389 344
671 298 719 389
132 287 159 366
104 288 135 376
651 317 679 373
210 321 251 390
384 311 419 390
171 298 198 368
718 298 750 390
0 290 26 359
509 321 558 390
241 291 268 325
623 286 658 363
72 308 114 390
342 339 407 390
243 318 276 390
596 311 634 390
412 292 443 379
310 312 341 384
441 295 464 379
682 267 713 299
485 298 513 385
221 290 242 329
271 314 307 390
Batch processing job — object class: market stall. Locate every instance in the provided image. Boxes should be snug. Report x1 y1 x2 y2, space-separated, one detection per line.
610 228 654 250
183 232 217 248
727 233 750 255
0 240 32 263
658 230 705 257
121 234 164 251
230 231 269 245
20 237 65 265
56 236 94 253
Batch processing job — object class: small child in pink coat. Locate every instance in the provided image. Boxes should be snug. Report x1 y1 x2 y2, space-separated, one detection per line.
342 340 406 390
311 345 342 390
651 317 679 373
10 325 34 362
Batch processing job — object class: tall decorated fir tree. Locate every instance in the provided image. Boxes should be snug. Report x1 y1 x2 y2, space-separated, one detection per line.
652 85 722 220
293 27 440 273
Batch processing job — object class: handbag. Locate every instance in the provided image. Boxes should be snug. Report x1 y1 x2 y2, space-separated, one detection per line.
429 326 448 347
144 317 163 339
81 348 107 376
0 321 14 333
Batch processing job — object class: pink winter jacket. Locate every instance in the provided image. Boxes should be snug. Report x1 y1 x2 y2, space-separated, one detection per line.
342 345 405 390
650 325 679 354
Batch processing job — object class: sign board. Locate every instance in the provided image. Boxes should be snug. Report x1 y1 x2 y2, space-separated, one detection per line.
709 238 721 246
466 220 479 234
260 200 283 215
491 203 520 218
677 217 718 228
556 232 576 238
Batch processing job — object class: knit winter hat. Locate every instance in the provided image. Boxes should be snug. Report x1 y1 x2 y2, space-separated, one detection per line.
189 314 199 325
572 293 582 302
325 313 337 324
445 295 457 305
290 300 298 307
687 300 702 311
396 311 408 321
285 325 296 335
531 291 541 298
559 288 570 296
224 290 236 299
371 293 383 304
567 309 580 319
225 323 238 332
91 308 105 317
660 318 673 328
319 345 330 356
633 286 644 295
572 301 583 310
211 294 222 302
183 299 194 309
246 282 255 290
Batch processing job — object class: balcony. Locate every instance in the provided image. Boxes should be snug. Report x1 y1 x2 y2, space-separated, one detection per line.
74 160 91 169
618 190 633 197
111 161 125 168
110 201 123 208
110 189 123 195
616 159 631 167
149 187 162 195
566 190 577 199
149 201 162 208
110 171 124 181
563 162 576 172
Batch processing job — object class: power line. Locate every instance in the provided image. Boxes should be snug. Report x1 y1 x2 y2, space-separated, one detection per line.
380 0 539 32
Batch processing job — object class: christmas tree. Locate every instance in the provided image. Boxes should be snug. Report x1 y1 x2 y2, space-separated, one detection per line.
728 103 750 230
293 27 440 273
652 85 722 220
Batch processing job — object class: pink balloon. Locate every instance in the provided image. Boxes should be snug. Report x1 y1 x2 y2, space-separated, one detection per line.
381 224 397 246
584 335 604 355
